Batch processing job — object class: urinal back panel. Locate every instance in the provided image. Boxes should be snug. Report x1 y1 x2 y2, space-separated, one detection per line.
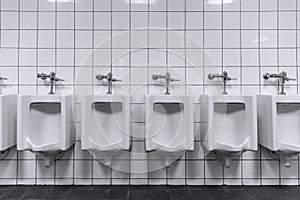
214 103 246 146
146 95 194 152
151 102 185 146
29 103 61 147
81 95 130 151
91 102 125 146
17 95 75 151
277 103 300 147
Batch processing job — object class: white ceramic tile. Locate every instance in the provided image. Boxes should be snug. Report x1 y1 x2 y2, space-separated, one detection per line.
204 0 222 11
260 0 277 11
20 0 37 11
260 30 277 48
57 30 74 48
149 12 166 29
1 12 18 29
57 1 74 11
38 0 55 11
149 31 167 48
112 12 130 29
75 0 93 11
131 31 148 48
279 49 297 66
20 12 37 29
57 12 74 30
204 30 222 48
241 30 259 48
260 12 277 29
279 0 296 10
76 12 93 29
223 12 240 29
94 0 111 11
204 12 222 29
19 49 37 66
241 0 259 11
279 30 296 48
75 30 93 48
223 30 240 48
204 49 222 66
168 0 185 11
168 12 185 29
38 49 55 66
38 30 55 48
223 49 241 67
149 0 167 11
131 12 148 29
186 30 203 48
241 12 259 29
1 30 18 48
242 49 259 66
57 49 74 66
94 31 111 48
1 0 19 10
38 12 55 29
260 49 278 66
112 0 129 11
279 12 297 29
186 0 203 11
186 12 203 29
242 67 259 84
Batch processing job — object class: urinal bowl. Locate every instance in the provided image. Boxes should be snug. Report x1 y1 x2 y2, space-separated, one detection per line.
81 95 130 166
0 94 17 158
257 95 300 167
200 95 257 167
17 95 76 167
145 95 194 166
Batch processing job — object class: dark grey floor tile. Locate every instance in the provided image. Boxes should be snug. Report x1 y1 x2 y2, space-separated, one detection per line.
128 186 149 199
107 186 129 199
170 187 191 200
189 188 211 200
86 187 109 199
62 188 89 199
149 187 170 200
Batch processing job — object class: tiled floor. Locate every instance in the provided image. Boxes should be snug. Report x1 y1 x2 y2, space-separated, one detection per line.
0 185 299 200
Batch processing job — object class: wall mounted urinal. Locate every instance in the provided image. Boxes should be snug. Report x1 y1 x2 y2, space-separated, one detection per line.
200 95 257 167
201 71 257 167
81 72 130 166
81 94 130 166
258 71 299 167
257 94 300 167
0 94 17 158
17 72 75 167
146 72 194 166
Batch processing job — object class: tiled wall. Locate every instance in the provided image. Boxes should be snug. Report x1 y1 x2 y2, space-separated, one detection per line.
0 0 300 185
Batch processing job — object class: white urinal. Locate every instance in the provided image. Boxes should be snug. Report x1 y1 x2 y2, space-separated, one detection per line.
257 95 300 167
145 95 194 166
200 95 257 167
0 94 17 158
81 95 130 166
17 95 75 167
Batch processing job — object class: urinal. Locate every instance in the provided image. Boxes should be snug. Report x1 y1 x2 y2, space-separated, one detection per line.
200 95 258 167
17 95 76 167
145 95 194 166
257 95 300 167
0 94 17 158
81 95 130 166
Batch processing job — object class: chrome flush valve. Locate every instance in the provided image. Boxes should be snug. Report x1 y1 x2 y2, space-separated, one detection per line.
263 71 296 95
152 72 180 95
208 71 236 95
37 71 64 95
95 72 121 94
